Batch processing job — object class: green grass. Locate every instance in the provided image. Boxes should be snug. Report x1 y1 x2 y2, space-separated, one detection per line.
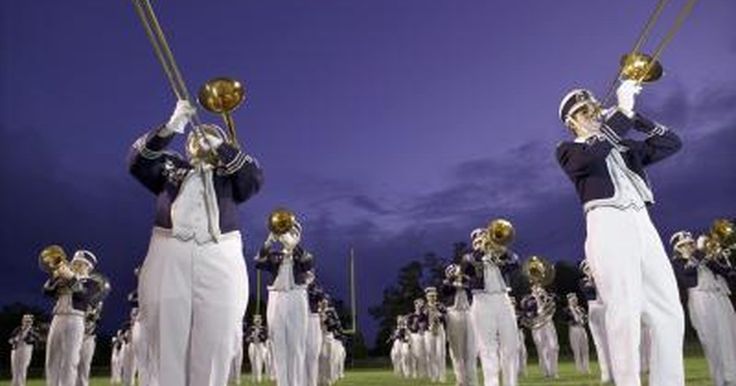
11 356 713 385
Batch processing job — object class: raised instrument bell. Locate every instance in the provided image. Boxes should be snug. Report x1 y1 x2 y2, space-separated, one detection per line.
487 218 515 246
620 53 663 83
38 244 68 274
198 77 246 145
268 208 296 235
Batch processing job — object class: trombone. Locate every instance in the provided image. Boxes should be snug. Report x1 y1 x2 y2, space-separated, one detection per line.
601 0 699 105
130 0 245 148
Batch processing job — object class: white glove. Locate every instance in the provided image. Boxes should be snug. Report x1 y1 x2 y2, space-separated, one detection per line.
279 232 300 252
264 233 277 248
163 100 196 135
616 79 642 117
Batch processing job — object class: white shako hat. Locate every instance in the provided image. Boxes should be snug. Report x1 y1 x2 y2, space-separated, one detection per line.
559 88 597 123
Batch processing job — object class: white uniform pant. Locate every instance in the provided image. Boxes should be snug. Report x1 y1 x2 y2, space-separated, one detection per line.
131 320 150 386
424 327 446 382
409 332 427 378
305 314 323 386
568 325 589 373
531 321 558 378
391 340 401 375
229 327 244 385
332 340 345 379
518 329 527 377
111 347 122 384
248 343 266 383
46 313 85 386
318 333 334 385
264 341 275 380
138 229 248 386
396 341 411 378
11 344 33 386
267 289 308 386
689 290 736 386
446 308 478 386
585 207 684 386
470 292 518 386
588 300 612 382
76 335 96 386
121 342 137 386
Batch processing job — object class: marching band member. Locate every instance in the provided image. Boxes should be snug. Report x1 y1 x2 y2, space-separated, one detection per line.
671 231 736 386
580 260 612 383
44 250 104 386
556 80 684 385
305 271 326 386
407 298 429 379
128 100 262 385
520 285 558 378
389 316 403 376
563 293 590 374
463 228 520 386
389 315 411 378
441 263 478 386
318 297 340 385
255 219 313 386
245 315 268 384
9 314 41 386
424 286 447 383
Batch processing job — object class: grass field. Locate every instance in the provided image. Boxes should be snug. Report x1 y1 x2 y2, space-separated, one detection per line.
10 356 714 385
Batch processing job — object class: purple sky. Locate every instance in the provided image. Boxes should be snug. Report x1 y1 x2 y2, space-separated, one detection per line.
1 0 734 345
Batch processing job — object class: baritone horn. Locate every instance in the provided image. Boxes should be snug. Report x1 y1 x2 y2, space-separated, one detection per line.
38 245 69 276
522 255 555 287
268 208 297 235
483 218 515 258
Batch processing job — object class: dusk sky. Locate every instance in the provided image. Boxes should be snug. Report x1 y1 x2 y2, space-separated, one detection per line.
1 0 734 345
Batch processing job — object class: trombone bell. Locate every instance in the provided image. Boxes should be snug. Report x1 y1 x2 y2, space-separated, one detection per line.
198 77 246 144
198 78 245 114
620 53 663 83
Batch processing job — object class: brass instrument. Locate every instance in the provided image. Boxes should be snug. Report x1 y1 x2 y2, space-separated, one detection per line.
268 208 297 235
602 0 699 103
198 78 246 146
701 219 735 266
481 218 515 261
522 255 556 287
131 0 246 151
38 245 70 277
